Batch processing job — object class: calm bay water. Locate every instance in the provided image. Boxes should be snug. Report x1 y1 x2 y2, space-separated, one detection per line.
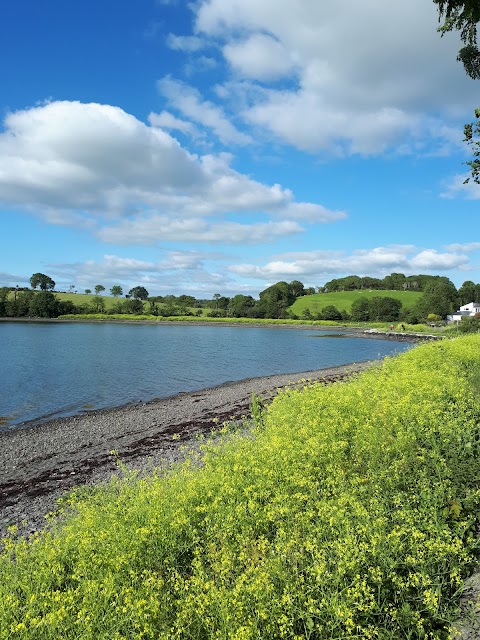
0 321 412 430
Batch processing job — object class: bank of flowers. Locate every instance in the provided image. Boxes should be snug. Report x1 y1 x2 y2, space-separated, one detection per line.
1 335 480 639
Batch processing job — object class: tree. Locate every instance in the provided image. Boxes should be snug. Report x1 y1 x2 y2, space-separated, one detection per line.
458 279 478 304
383 273 406 290
128 286 149 300
464 109 480 183
124 299 144 314
0 287 8 317
436 1 480 78
351 297 370 321
30 273 55 291
228 294 256 318
320 305 343 321
258 281 295 318
110 285 123 297
85 289 92 295
416 278 459 319
435 1 480 182
29 291 59 318
94 284 105 295
90 296 105 313
289 280 305 298
368 297 402 321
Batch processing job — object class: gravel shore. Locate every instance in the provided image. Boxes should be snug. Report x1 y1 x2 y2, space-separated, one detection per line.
0 361 374 539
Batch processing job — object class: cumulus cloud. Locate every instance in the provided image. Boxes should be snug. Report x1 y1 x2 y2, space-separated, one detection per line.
0 101 344 245
223 33 295 81
229 246 470 281
189 0 476 155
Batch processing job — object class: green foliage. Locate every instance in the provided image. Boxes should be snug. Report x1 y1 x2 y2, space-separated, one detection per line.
94 284 105 295
434 1 480 182
415 278 459 319
319 304 343 321
128 286 149 301
89 296 106 313
458 280 479 304
29 273 55 291
124 299 144 314
2 337 480 638
110 285 123 297
464 108 480 184
291 289 421 317
351 297 370 321
250 392 266 430
457 316 480 333
28 291 59 318
435 0 480 76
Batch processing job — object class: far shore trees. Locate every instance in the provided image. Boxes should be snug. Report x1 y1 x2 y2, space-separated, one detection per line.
30 273 55 291
128 286 149 300
110 285 123 297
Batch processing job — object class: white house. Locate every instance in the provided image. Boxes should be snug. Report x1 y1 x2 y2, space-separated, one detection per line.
447 302 480 322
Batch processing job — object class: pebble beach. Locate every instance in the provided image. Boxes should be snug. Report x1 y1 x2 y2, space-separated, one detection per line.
0 361 374 539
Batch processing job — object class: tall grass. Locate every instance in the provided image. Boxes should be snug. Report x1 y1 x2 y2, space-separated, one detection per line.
1 336 480 638
58 313 343 326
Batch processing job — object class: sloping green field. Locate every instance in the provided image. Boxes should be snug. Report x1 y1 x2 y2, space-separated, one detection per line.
290 289 422 315
55 292 121 309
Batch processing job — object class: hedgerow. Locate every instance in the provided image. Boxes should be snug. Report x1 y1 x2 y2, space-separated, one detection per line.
1 335 480 638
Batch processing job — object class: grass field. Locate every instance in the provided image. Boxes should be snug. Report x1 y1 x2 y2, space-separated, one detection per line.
290 290 423 315
55 292 121 310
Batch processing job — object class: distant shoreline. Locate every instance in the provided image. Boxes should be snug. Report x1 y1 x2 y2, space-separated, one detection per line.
0 315 439 340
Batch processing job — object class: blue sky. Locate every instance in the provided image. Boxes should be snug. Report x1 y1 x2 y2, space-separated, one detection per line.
1 0 479 298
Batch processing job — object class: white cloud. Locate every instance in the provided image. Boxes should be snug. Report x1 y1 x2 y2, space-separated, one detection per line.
148 110 198 136
157 76 252 145
97 216 303 245
166 34 206 52
409 249 468 270
184 55 218 75
0 101 342 245
445 242 480 253
229 246 470 281
191 0 476 155
223 33 295 81
441 174 480 199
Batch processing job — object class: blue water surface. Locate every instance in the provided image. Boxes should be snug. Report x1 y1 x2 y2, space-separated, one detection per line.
0 321 412 429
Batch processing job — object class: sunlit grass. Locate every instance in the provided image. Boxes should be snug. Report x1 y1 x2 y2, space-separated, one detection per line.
290 290 423 315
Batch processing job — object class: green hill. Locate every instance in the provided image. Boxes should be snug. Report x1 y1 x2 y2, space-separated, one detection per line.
290 290 422 315
55 292 120 309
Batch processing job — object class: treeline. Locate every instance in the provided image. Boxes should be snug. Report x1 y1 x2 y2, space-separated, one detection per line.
321 272 480 298
2 272 480 323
